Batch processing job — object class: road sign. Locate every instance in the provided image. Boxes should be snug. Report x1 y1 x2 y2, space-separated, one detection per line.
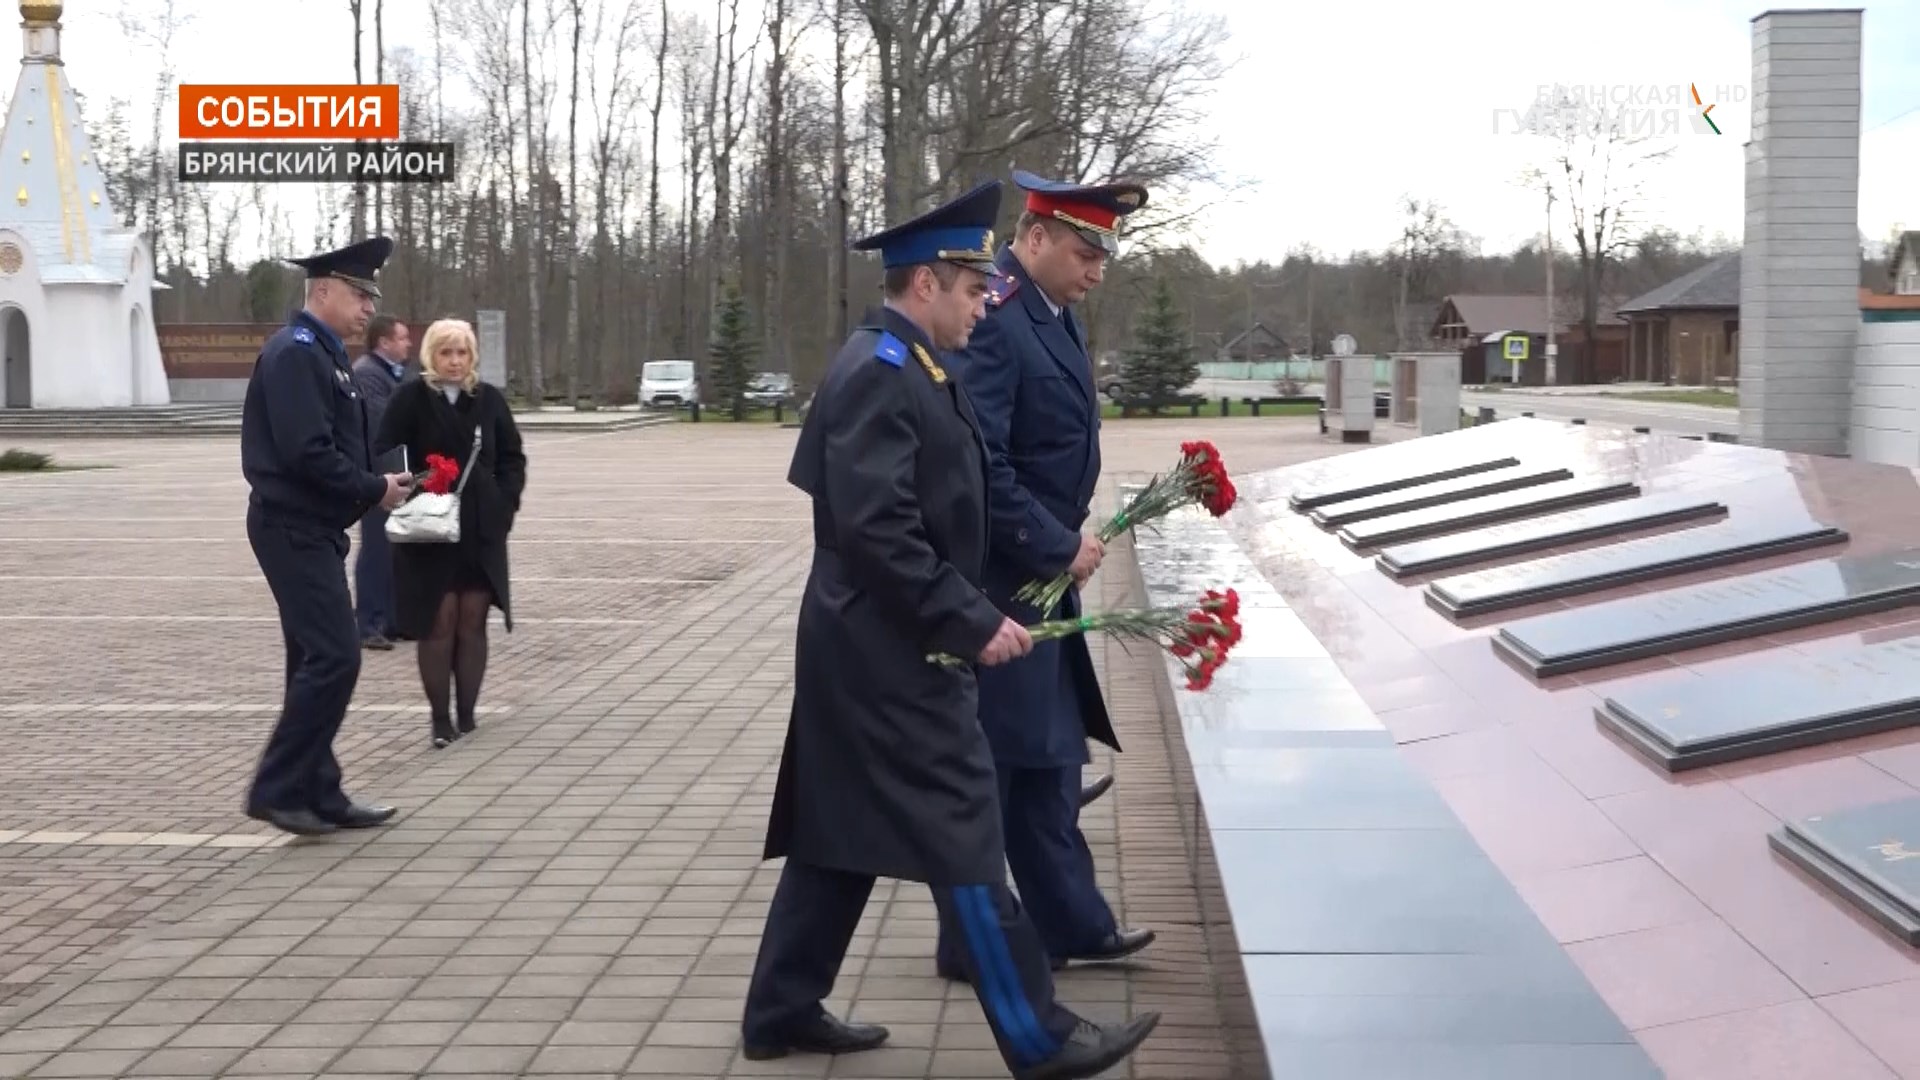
1503 335 1530 361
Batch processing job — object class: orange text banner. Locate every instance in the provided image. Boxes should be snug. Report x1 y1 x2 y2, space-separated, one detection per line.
179 85 401 141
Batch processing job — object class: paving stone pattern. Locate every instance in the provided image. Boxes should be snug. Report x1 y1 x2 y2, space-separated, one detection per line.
0 419 1389 1077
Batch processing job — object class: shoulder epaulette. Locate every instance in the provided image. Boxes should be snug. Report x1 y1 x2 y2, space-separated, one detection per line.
873 331 907 367
984 272 1019 308
911 343 948 385
291 327 315 345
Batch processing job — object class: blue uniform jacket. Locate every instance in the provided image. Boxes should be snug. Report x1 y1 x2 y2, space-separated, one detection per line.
949 245 1121 767
240 310 386 532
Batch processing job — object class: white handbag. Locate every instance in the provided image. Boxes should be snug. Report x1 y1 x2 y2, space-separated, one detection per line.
386 427 482 544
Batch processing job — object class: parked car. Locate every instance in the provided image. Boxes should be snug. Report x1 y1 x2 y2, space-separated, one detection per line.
639 359 698 407
745 372 791 407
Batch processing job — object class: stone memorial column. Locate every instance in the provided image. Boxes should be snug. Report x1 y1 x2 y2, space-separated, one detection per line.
1738 8 1862 455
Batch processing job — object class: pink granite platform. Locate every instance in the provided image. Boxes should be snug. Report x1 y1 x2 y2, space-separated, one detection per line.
1229 418 1920 1080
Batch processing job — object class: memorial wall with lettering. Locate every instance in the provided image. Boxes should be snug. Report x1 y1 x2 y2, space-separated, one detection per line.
158 320 427 379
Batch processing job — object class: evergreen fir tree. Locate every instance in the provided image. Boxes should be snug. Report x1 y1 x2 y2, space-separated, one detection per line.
1121 276 1196 414
708 281 759 419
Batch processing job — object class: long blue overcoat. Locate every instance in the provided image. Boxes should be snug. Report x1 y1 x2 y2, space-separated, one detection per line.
948 245 1121 768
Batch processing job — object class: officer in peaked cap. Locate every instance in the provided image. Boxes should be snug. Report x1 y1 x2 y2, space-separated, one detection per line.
238 235 412 838
742 181 1160 1080
935 169 1157 986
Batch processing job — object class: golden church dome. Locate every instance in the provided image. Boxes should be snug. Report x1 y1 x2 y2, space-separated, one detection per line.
19 1 61 24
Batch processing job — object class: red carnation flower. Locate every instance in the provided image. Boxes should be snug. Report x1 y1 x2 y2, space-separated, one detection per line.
419 453 460 495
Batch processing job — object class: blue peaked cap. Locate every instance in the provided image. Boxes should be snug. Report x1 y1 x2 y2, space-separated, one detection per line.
287 235 395 299
851 180 1002 272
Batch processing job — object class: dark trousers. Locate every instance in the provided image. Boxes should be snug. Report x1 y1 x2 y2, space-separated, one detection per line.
246 508 361 818
744 859 1077 1072
354 508 395 639
936 764 1116 970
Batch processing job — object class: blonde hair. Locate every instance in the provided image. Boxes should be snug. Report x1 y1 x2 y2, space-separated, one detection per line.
419 318 480 392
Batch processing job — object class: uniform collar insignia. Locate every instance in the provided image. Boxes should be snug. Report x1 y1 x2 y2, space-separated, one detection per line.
911 343 947 385
293 327 314 344
985 271 1019 308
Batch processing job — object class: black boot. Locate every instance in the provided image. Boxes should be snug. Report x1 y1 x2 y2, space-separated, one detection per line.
431 711 457 749
1014 1013 1160 1080
456 711 477 736
741 1011 889 1060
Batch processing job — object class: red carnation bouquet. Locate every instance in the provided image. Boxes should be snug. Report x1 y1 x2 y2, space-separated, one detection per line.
1013 440 1237 614
931 587 1242 690
415 453 460 495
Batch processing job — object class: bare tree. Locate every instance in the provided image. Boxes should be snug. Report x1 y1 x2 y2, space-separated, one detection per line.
760 0 799 373
586 0 647 392
707 0 758 312
116 0 190 275
563 0 584 403
860 0 988 219
373 0 386 238
1528 90 1675 382
1387 196 1465 349
520 0 548 402
348 0 368 241
826 0 853 352
644 4 671 366
673 11 710 354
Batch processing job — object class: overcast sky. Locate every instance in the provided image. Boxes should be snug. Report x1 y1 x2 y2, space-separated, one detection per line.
41 0 1920 269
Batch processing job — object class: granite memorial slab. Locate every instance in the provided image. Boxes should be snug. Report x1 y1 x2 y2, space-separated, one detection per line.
1769 796 1920 945
1211 828 1574 956
1493 548 1920 678
1308 465 1575 528
1336 477 1640 552
1287 456 1522 511
1599 636 1920 771
1426 516 1847 620
1375 493 1726 579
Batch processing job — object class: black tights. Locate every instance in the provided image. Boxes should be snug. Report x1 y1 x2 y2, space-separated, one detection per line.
419 586 491 737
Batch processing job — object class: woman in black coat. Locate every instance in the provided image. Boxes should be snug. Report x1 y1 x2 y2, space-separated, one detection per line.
374 318 527 748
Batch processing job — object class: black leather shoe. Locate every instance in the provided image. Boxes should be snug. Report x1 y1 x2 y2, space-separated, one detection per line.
1078 773 1113 807
361 635 394 651
741 1012 889 1060
1014 1013 1161 1080
1056 927 1156 967
245 806 337 837
323 803 397 829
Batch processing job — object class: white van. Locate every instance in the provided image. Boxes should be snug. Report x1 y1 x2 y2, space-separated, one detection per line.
639 360 699 407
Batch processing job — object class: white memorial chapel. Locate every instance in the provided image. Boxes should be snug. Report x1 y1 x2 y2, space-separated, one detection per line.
0 0 167 408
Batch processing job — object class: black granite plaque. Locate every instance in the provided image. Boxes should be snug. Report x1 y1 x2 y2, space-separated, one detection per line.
1599 636 1920 771
1768 797 1920 945
1309 466 1574 528
1336 477 1639 552
1287 456 1522 511
1376 494 1726 579
1427 517 1846 620
1494 548 1920 678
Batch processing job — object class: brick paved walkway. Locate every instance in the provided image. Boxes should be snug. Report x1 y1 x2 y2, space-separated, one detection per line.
0 418 1389 1078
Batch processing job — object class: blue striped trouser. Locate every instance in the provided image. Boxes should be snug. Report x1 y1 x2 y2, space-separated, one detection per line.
742 859 1075 1070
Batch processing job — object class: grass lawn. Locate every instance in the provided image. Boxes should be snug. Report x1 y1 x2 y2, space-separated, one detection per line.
1100 400 1319 420
0 449 109 474
665 400 1323 423
1597 388 1738 408
671 405 794 423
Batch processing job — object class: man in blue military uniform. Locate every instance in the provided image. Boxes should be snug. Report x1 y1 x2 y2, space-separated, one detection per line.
741 180 1159 1080
240 236 413 837
936 170 1156 981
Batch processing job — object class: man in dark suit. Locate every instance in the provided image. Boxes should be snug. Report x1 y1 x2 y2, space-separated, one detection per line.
936 170 1157 981
741 180 1159 1080
350 315 413 650
239 236 411 837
